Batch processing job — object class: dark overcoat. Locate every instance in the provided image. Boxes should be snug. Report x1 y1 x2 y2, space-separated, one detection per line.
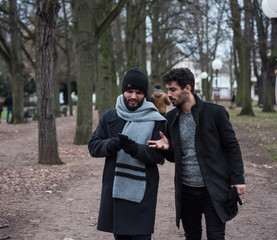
88 109 165 235
163 95 245 227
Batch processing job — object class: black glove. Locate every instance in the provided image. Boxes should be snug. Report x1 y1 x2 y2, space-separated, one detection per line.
224 187 243 215
107 137 121 153
118 133 138 157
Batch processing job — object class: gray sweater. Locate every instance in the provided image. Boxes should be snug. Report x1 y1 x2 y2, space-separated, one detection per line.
179 113 205 187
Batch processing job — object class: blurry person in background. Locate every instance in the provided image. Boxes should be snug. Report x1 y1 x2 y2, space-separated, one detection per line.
151 83 170 116
4 92 13 123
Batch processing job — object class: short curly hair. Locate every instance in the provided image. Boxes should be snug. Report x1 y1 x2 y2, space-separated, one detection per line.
162 68 195 93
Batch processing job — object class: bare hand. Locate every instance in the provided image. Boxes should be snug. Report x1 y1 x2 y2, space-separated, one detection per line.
231 184 246 195
147 132 169 150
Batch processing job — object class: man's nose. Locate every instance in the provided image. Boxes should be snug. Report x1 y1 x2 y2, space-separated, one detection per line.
130 92 138 98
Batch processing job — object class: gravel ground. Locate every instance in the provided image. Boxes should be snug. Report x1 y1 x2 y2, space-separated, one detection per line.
0 108 277 240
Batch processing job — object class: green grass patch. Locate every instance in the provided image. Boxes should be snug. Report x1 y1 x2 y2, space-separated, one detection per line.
226 104 277 162
1 108 7 118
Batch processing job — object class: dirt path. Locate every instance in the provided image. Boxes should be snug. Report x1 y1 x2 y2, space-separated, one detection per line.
1 112 277 240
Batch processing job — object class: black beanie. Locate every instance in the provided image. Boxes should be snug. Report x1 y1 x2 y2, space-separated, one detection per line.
121 68 149 96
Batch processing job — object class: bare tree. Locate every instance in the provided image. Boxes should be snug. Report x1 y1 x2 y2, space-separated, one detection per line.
96 0 118 117
252 0 275 112
61 0 73 116
149 0 184 86
72 0 127 145
177 0 229 102
229 0 254 115
125 0 146 70
35 0 63 164
0 0 24 123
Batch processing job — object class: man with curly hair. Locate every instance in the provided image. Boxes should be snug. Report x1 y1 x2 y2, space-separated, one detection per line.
148 67 245 240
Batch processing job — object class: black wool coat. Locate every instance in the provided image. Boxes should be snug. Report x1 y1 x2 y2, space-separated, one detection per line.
88 109 166 235
163 95 245 227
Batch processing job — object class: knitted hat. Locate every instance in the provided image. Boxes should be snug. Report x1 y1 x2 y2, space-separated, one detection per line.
121 68 149 96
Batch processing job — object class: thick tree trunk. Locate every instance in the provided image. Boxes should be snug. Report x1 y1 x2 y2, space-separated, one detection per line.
35 0 62 165
125 0 141 69
263 57 275 112
54 45 61 117
229 0 254 116
9 0 24 124
135 0 147 73
263 18 277 112
73 1 94 145
72 0 127 145
97 1 118 118
238 0 254 115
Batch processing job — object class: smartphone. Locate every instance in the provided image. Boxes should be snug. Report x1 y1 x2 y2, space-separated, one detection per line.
118 133 129 141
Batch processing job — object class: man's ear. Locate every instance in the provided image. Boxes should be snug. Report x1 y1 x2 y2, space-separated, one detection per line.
185 84 191 92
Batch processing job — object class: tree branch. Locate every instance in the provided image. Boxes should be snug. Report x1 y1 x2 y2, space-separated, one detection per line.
95 0 128 41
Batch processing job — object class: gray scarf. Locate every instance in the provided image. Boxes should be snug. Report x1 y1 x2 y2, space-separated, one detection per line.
113 94 165 203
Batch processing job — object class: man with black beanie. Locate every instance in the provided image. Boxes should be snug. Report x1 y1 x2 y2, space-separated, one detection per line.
88 68 166 240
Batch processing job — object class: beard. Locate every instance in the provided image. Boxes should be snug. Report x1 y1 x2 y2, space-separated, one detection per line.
124 96 144 111
170 92 187 107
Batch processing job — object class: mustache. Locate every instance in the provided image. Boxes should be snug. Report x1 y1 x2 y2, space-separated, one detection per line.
169 97 176 101
127 99 139 103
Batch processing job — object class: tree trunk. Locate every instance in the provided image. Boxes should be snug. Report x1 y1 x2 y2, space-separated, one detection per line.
125 0 141 69
229 0 254 116
150 0 160 84
72 0 127 145
263 56 275 111
272 18 277 106
73 0 94 145
62 0 73 116
54 45 61 117
263 18 277 112
135 0 147 73
97 0 118 118
35 0 63 164
9 0 24 124
112 14 125 87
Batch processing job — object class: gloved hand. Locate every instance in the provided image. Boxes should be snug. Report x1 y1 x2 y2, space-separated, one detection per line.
107 137 121 153
118 133 138 157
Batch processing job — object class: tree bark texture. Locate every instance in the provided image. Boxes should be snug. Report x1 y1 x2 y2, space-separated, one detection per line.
125 0 140 69
62 0 73 116
135 0 147 73
73 0 94 145
229 0 254 116
97 0 118 118
111 14 125 87
263 18 277 112
73 0 127 145
36 0 62 164
150 0 161 85
9 0 24 123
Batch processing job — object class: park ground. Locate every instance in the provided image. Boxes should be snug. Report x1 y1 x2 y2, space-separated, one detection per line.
0 103 277 240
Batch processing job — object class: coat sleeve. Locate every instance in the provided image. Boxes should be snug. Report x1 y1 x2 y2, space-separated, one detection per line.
161 112 175 162
215 106 245 184
133 120 166 165
88 110 113 158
